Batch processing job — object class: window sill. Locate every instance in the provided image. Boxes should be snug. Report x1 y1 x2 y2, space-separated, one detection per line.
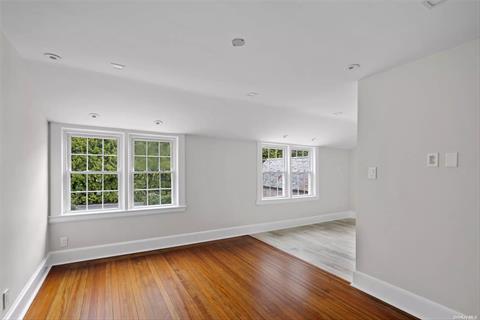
256 196 319 206
49 205 187 224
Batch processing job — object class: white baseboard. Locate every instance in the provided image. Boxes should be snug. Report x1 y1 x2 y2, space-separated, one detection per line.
2 258 51 320
352 271 465 320
47 210 355 266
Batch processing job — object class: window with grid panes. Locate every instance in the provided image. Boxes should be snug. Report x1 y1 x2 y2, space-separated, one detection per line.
259 143 316 202
68 136 119 212
132 139 174 207
261 146 286 198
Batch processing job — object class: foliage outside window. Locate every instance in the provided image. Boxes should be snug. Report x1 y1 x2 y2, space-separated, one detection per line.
61 128 181 216
260 144 315 201
132 139 173 207
69 136 119 211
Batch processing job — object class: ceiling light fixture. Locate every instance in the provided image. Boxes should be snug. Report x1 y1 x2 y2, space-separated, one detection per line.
283 134 288 139
346 64 360 71
246 92 258 97
154 120 163 125
311 137 317 142
89 113 100 119
332 112 343 116
111 62 125 70
422 0 447 9
44 53 62 61
232 38 246 47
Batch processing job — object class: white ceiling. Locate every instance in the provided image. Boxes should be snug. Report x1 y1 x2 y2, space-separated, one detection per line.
1 1 479 147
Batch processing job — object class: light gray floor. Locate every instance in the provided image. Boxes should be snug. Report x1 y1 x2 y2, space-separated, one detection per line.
252 218 356 282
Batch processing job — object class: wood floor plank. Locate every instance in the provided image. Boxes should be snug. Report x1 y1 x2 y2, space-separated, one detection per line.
252 218 356 281
25 236 416 320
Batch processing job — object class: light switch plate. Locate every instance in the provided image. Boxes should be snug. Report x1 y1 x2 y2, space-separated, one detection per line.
445 152 458 168
427 153 439 167
367 167 377 180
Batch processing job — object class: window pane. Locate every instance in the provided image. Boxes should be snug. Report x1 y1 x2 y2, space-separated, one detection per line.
134 141 146 155
148 190 160 205
291 150 296 157
268 149 276 158
134 156 146 171
104 174 118 191
134 173 147 189
262 148 268 161
88 138 103 154
161 173 171 188
104 156 117 171
71 192 86 211
263 172 284 198
147 157 159 171
88 192 102 210
292 173 310 196
88 155 102 171
160 157 171 171
103 139 117 155
88 174 102 191
103 192 118 209
147 141 159 156
71 155 87 171
291 150 311 172
148 173 160 189
161 190 172 204
160 142 170 156
134 190 147 206
277 149 283 158
71 137 87 154
71 174 86 192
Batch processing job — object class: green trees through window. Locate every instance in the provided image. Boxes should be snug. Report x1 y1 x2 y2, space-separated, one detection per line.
133 140 172 207
70 136 119 211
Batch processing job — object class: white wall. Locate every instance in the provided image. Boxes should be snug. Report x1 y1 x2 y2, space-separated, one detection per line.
48 135 351 250
356 39 479 316
0 32 49 318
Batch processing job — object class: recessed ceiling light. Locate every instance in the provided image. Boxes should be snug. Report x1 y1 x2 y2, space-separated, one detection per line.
89 113 100 119
246 92 258 97
346 64 360 71
422 0 447 9
311 137 317 142
283 134 288 139
44 53 62 61
111 62 125 70
232 38 246 47
154 120 163 125
332 112 343 116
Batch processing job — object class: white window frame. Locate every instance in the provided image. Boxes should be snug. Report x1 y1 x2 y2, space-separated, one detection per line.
49 122 186 223
63 129 125 214
257 142 318 205
128 134 179 210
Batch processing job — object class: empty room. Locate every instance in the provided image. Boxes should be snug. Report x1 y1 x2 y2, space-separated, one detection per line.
0 1 479 319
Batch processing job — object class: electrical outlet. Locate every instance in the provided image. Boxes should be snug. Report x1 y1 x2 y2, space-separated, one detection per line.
2 289 9 311
59 236 69 248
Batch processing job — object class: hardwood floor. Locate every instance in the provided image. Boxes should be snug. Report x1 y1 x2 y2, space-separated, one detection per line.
26 236 416 320
252 218 356 281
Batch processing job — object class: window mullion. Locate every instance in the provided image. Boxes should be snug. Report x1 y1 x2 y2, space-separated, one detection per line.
286 145 291 198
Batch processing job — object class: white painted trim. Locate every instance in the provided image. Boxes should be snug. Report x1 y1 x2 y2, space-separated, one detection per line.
352 271 465 320
48 210 356 266
256 195 319 206
49 205 187 224
49 122 186 218
2 258 51 320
